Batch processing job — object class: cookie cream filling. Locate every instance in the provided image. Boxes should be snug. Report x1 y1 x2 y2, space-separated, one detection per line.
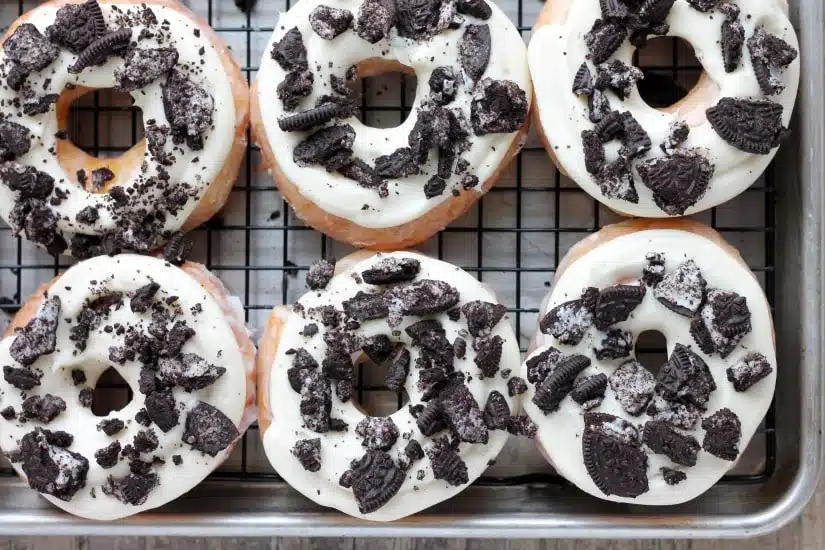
0 3 237 256
522 229 776 505
529 0 799 217
256 0 531 229
261 251 525 520
0 255 250 520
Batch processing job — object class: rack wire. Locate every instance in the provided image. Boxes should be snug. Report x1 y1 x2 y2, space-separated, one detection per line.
0 0 775 488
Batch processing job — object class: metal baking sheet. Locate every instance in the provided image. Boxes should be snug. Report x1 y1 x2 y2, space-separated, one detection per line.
0 0 820 538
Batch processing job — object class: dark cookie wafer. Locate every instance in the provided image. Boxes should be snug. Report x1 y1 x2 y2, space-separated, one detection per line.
362 257 421 284
638 150 714 216
349 450 405 513
292 438 322 472
539 287 598 345
459 24 491 82
13 429 89 502
582 130 605 175
609 360 655 416
596 158 639 203
532 354 591 413
726 352 772 392
593 283 645 330
690 289 751 358
748 27 798 96
483 390 510 430
653 258 707 317
656 343 716 407
584 19 626 65
706 98 787 154
570 373 607 408
594 328 632 360
582 413 649 498
642 420 700 467
461 300 507 337
428 436 469 486
661 467 686 485
701 408 741 461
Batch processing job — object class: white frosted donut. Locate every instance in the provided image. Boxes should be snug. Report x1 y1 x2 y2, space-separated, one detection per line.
0 254 256 520
0 0 248 257
251 0 532 249
528 0 799 217
257 251 527 520
521 220 776 505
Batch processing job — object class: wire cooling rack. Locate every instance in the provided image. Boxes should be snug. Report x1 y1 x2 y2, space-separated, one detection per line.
0 0 775 489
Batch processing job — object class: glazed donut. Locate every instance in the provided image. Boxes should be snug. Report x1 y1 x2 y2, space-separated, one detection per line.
528 0 799 217
520 219 776 504
257 250 528 520
0 0 248 257
0 254 256 520
251 0 531 249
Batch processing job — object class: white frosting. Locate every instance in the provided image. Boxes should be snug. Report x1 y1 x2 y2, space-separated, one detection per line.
262 251 522 520
522 229 776 505
256 0 531 229
0 255 249 520
528 0 800 217
0 4 237 251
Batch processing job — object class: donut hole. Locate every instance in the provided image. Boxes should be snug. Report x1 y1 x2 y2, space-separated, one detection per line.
58 87 146 193
634 330 668 376
352 352 410 417
633 36 702 109
348 59 417 129
90 367 133 417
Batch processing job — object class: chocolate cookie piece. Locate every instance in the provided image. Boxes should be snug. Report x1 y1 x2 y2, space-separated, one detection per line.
637 150 714 216
646 393 701 430
428 66 459 105
582 130 605 175
573 62 594 96
362 257 421 284
642 420 700 467
395 0 454 40
471 78 529 135
342 291 388 321
594 60 643 99
354 0 396 43
748 27 798 96
277 69 315 111
539 287 598 345
309 5 353 39
388 279 460 320
706 97 787 154
457 0 491 19
94 441 121 469
427 436 469 486
596 158 639 203
721 16 745 73
3 365 41 390
348 450 405 513
13 429 88 501
375 148 420 178
507 376 527 397
584 19 626 64
690 289 751 358
182 402 239 457
306 259 335 290
97 418 125 436
294 124 356 168
69 28 132 74
656 343 716 407
582 413 648 498
385 348 410 393
459 24 491 81
618 112 651 160
594 328 632 360
701 408 741 461
570 373 607 409
22 394 66 424
355 417 400 451
299 370 334 432
532 354 591 413
116 48 179 91
686 0 719 11
46 3 100 54
157 353 226 391
0 121 31 162
653 258 707 316
144 390 179 433
474 335 504 378
461 300 507 338
483 390 510 430
525 346 565 384
5 24 59 72
9 295 60 367
405 319 454 367
162 70 214 151
102 471 158 506
661 467 686 485
593 283 646 330
726 352 773 392
292 438 322 471
660 121 689 156
609 360 655 415
438 379 488 443
588 89 613 123
271 27 308 70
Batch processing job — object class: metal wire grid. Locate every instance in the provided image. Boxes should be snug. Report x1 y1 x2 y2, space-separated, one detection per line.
0 0 776 489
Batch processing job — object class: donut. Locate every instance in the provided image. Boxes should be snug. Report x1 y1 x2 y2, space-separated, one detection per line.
0 254 256 520
0 0 249 257
520 219 776 504
251 0 532 249
257 250 529 520
528 0 799 217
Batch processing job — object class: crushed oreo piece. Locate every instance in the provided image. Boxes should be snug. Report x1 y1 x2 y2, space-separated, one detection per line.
144 390 179 433
506 415 538 438
395 0 454 40
309 5 353 39
428 436 469 486
643 420 700 467
618 111 651 159
416 401 446 435
582 413 648 498
686 0 718 11
474 335 504 378
661 467 686 485
573 62 594 95
726 352 773 392
362 335 394 365
690 289 751 357
130 282 160 314
594 328 632 360
653 259 706 316
483 390 510 430
660 121 690 156
69 28 132 74
349 450 404 513
294 124 355 168
638 150 714 215
78 387 93 408
342 291 388 321
405 319 454 367
701 408 741 461
306 259 335 290
457 0 491 19
5 24 59 72
424 176 447 198
72 369 87 387
609 360 655 415
644 253 666 287
539 287 598 345
584 19 626 64
507 376 527 397
461 301 507 338
277 69 315 111
355 417 400 451
163 233 193 266
721 17 745 73
1 163 55 200
102 471 158 506
115 48 179 91
14 429 88 501
646 394 701 430
0 121 31 162
162 69 214 151
596 158 639 203
593 283 645 330
97 418 125 436
158 353 226 391
706 97 787 154
459 24 490 81
657 343 716 407
570 373 607 407
10 296 60 367
292 438 322 472
94 441 121 469
271 27 308 70
532 354 591 413
587 88 613 123
453 337 467 360
471 78 528 135
594 60 643 99
3 365 41 390
182 401 239 457
404 440 425 462
362 256 421 284
375 148 420 178
46 3 100 54
582 130 606 175
354 0 396 43
429 66 459 105
438 380 488 443
0 406 15 420
21 394 65 424
338 159 384 190
299 370 334 432
388 279 460 322
748 27 797 96
279 103 341 132
385 348 410 393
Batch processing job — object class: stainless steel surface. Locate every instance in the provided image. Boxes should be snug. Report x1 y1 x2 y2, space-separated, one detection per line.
0 0 820 539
